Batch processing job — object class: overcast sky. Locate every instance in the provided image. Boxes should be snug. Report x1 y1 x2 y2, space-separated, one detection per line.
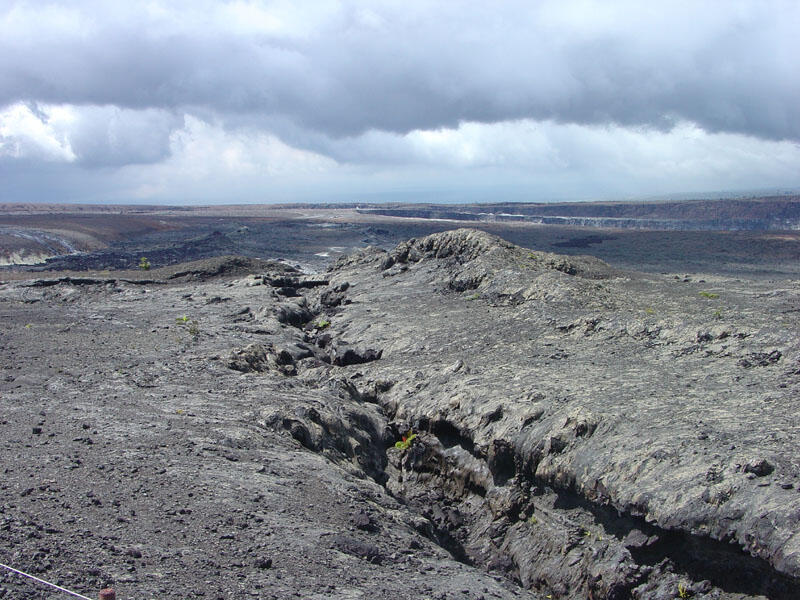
1 0 799 205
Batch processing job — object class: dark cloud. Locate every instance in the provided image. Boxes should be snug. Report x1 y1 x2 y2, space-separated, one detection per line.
1 1 798 142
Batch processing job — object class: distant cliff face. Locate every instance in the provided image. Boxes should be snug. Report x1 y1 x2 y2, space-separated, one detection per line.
0 228 81 265
358 196 800 231
0 212 180 266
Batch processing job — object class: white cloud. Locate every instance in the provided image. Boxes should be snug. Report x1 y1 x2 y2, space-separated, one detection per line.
0 102 181 166
0 103 75 162
117 115 338 201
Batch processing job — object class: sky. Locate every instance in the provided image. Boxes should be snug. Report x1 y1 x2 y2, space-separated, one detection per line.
1 0 799 205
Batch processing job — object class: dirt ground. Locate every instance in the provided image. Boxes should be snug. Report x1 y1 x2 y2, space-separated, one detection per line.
0 257 535 600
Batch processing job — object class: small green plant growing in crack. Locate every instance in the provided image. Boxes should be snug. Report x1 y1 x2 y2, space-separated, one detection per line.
394 430 417 451
582 527 603 541
699 291 719 299
528 515 538 525
645 306 655 315
464 292 480 301
713 308 723 320
677 582 691 599
315 319 331 330
138 256 151 271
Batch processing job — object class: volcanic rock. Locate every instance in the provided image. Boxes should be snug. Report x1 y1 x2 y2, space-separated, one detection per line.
1 229 799 600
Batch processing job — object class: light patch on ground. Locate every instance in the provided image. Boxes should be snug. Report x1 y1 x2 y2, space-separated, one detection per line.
0 251 52 265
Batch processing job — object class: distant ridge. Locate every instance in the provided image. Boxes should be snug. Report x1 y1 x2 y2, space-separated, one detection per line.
357 196 800 231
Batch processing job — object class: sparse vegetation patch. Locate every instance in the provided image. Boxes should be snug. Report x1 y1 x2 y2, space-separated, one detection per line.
175 315 200 341
394 430 417 451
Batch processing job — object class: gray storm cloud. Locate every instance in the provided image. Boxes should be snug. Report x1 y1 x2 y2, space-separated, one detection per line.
1 0 798 145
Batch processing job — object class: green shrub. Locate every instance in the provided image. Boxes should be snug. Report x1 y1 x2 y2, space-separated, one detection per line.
394 430 417 451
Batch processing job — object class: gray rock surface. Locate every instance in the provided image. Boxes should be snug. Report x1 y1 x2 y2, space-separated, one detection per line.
1 231 799 599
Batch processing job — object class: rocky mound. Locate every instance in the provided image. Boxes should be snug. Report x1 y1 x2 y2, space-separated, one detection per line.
321 230 800 598
335 228 620 307
161 255 294 282
1 230 798 600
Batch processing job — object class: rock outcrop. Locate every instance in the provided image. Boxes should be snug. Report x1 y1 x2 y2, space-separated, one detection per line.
318 229 800 599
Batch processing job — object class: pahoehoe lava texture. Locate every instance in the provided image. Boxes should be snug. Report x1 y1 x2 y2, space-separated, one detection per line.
1 229 799 600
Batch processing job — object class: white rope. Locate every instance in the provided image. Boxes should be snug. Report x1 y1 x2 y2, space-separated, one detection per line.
0 562 94 600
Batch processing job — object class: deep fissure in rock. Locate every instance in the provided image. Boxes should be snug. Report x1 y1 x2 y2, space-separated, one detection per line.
270 363 800 597
385 412 800 600
423 417 476 453
552 489 800 600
